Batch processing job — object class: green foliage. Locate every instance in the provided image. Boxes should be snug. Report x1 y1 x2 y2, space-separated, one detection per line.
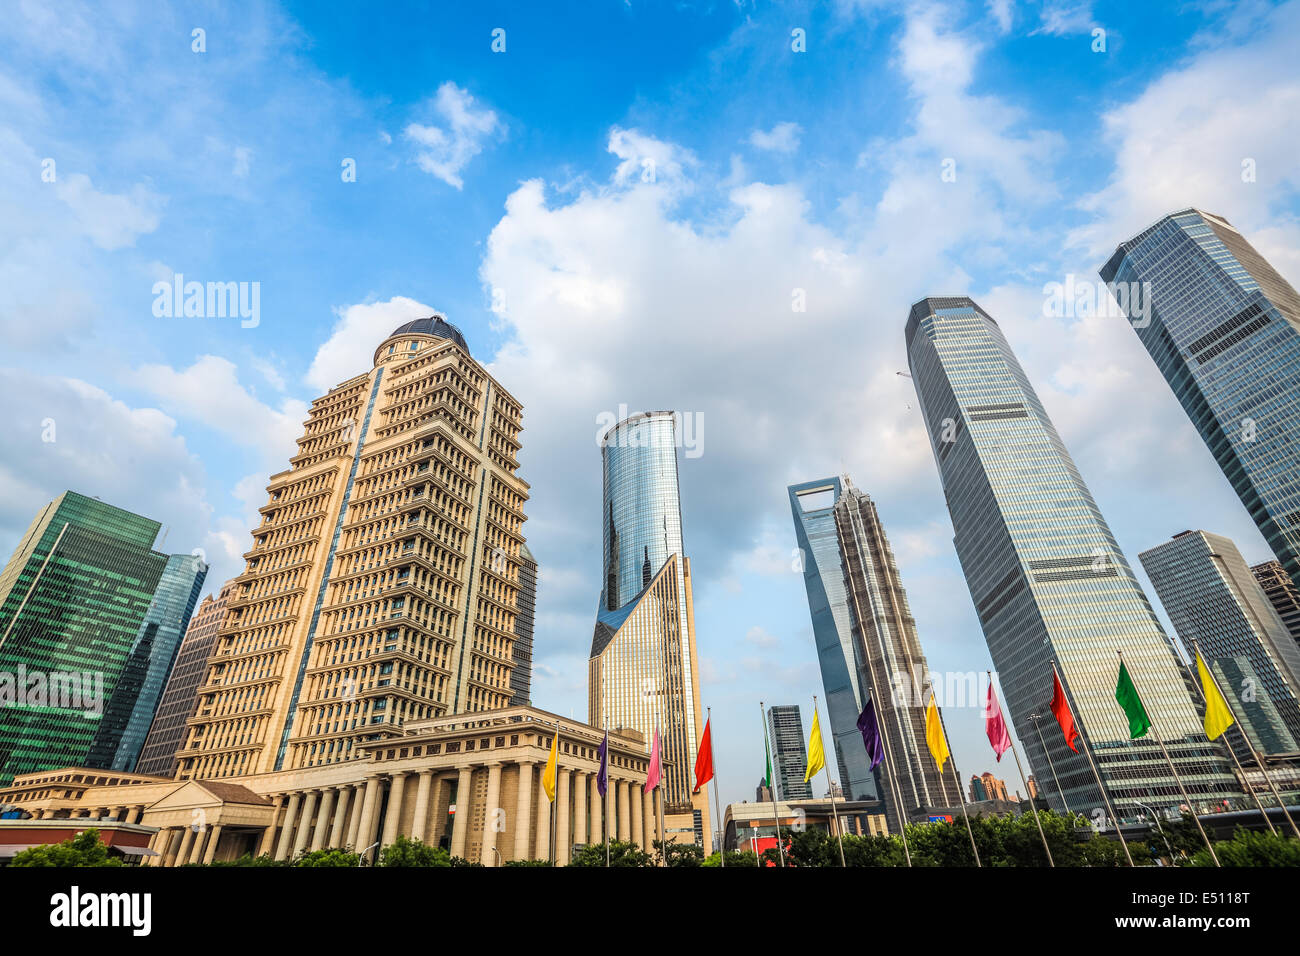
294 847 361 867
1189 828 1300 867
569 840 652 867
655 839 704 867
378 835 451 867
504 858 551 867
703 849 760 867
450 856 484 867
206 852 285 867
9 828 124 867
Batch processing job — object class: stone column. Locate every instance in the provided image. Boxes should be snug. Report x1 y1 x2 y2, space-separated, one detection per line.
618 780 631 842
354 777 382 862
513 762 534 860
380 773 407 848
258 796 284 857
429 777 449 847
346 784 366 849
631 784 644 851
201 824 224 864
449 767 474 860
535 771 551 862
150 828 173 867
573 772 588 848
642 787 654 850
329 787 352 848
174 826 196 867
555 769 571 865
127 806 143 824
480 762 503 866
311 789 336 852
292 790 318 858
274 792 301 861
411 771 433 843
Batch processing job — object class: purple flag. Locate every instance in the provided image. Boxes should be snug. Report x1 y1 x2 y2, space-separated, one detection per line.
857 697 885 770
597 730 609 797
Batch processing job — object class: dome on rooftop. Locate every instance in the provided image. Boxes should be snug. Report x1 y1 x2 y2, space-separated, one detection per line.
387 315 469 354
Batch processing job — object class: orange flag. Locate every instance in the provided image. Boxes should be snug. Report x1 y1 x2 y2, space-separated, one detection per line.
693 717 714 794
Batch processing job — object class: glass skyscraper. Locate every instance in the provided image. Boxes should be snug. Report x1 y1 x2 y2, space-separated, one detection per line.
0 491 199 786
1100 209 1300 599
766 704 812 801
905 296 1241 819
588 411 708 844
1140 530 1300 759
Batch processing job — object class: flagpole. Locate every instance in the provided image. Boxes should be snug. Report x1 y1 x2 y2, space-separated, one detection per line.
864 688 913 866
1118 651 1219 867
551 719 559 867
927 682 981 867
989 672 1053 866
759 702 786 867
654 723 668 867
1029 713 1072 816
1190 638 1299 839
604 717 610 869
813 695 847 867
1051 660 1135 866
706 707 726 867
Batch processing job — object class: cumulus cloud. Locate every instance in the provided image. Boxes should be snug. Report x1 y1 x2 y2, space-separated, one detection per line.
404 82 503 189
54 172 164 251
305 296 439 392
748 121 802 154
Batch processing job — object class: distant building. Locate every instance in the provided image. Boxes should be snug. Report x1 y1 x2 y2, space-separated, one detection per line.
980 772 1009 802
1026 775 1039 800
136 580 235 778
766 705 812 800
0 491 204 787
509 543 538 706
969 775 987 802
755 780 773 803
1254 560 1300 651
722 797 888 853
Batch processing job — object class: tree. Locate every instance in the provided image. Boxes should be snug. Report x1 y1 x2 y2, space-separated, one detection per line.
378 835 451 867
1189 828 1300 867
294 847 360 867
504 858 551 867
10 828 124 867
569 840 652 867
841 833 907 867
207 853 284 867
655 839 704 867
703 849 760 867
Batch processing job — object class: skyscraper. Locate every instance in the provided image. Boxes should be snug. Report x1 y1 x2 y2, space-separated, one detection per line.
588 411 708 847
1253 560 1300 650
905 295 1241 819
179 315 533 780
789 477 956 831
0 491 199 786
766 704 812 801
1140 531 1300 758
136 580 235 778
1100 209 1300 598
788 478 876 802
86 551 207 771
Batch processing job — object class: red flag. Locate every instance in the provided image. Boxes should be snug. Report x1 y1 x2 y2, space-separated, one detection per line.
1050 671 1079 753
693 717 714 793
984 682 1012 761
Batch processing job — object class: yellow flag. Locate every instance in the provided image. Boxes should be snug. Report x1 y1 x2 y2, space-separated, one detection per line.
1197 652 1235 741
925 695 949 772
542 726 559 801
804 707 826 783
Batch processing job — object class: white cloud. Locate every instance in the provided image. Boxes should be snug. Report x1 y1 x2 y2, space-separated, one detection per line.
54 172 164 251
305 296 438 392
1034 0 1097 36
745 625 779 648
988 0 1013 33
404 82 503 189
748 121 802 154
232 146 253 178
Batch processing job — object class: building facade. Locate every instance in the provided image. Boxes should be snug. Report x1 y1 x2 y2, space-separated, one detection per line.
1253 560 1300 651
86 552 207 772
136 581 235 777
766 705 812 801
905 295 1241 820
721 798 888 853
0 492 198 787
1101 209 1300 599
179 315 533 782
0 706 660 866
788 478 877 803
508 543 537 706
588 411 708 848
1140 531 1300 759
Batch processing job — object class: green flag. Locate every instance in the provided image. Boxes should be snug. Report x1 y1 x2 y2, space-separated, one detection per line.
1115 660 1151 739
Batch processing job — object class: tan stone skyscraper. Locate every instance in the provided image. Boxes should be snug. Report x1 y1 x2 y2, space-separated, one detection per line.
179 316 531 780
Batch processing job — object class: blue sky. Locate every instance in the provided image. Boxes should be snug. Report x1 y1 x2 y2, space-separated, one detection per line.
3 0 1299 811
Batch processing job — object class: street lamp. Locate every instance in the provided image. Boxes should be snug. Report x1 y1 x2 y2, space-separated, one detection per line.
359 841 380 866
1133 801 1172 858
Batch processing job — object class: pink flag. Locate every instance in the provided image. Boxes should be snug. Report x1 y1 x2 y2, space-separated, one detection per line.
985 681 1012 762
646 728 662 790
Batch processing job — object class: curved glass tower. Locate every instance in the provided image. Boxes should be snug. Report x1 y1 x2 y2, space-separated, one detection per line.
589 411 708 846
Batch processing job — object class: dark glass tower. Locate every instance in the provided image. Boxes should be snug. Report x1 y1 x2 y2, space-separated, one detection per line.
0 492 198 786
906 296 1241 819
766 704 812 801
1101 209 1300 599
508 542 537 706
